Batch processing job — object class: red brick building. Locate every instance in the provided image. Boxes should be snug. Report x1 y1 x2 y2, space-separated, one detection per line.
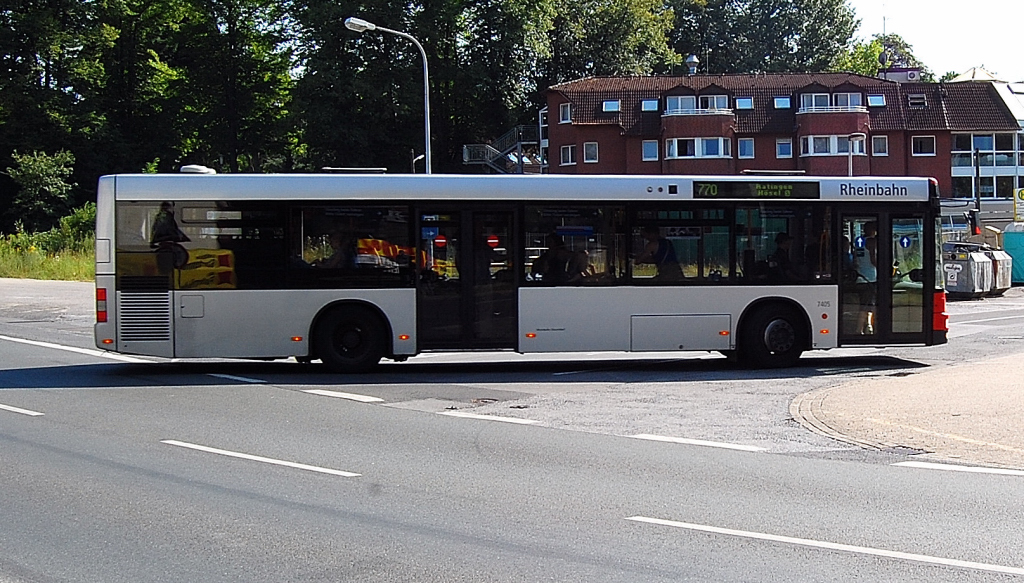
542 73 1023 200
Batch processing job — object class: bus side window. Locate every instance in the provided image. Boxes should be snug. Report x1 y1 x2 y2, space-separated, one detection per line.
632 206 728 283
295 206 413 289
523 205 624 285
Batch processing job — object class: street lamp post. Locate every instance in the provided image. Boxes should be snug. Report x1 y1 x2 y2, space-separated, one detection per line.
847 133 867 177
345 17 432 174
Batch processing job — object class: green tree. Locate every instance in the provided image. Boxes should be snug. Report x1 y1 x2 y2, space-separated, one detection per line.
542 0 679 83
4 150 76 232
171 0 298 172
831 33 935 81
875 33 934 81
668 0 858 73
830 37 884 76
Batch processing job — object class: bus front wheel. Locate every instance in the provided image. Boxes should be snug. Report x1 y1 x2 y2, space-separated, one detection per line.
740 305 805 368
314 307 386 373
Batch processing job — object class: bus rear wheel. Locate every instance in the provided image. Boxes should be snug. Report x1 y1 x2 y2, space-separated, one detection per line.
740 305 805 368
314 307 386 373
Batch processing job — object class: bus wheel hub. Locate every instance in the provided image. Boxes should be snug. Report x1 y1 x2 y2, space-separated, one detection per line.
763 319 795 353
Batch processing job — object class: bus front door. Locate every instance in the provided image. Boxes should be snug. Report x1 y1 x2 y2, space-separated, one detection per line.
840 213 930 345
417 210 517 350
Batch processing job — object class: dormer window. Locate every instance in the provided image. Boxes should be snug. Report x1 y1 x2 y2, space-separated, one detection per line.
867 94 886 107
667 95 696 112
774 96 791 109
735 97 754 110
699 95 729 110
641 99 659 112
908 94 928 108
833 93 862 107
800 93 830 109
602 100 620 112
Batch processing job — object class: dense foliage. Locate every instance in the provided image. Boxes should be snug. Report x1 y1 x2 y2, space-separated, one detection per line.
1 0 931 234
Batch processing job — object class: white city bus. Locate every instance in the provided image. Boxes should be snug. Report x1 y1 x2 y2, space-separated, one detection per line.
94 173 947 371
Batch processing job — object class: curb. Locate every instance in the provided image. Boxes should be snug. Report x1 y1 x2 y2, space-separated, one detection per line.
790 385 896 451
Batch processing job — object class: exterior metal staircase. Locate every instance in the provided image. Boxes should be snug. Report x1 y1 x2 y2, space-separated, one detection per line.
462 125 543 174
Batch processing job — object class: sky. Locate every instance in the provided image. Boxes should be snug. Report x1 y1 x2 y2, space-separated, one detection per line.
846 0 1023 82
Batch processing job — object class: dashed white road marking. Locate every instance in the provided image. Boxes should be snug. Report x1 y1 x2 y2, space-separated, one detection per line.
894 461 1024 477
0 334 150 363
161 440 360 477
439 411 538 425
303 389 384 403
207 373 265 384
626 516 1024 576
0 403 44 416
632 434 767 452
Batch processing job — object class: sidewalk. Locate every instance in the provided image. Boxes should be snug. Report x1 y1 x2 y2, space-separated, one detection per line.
792 352 1024 469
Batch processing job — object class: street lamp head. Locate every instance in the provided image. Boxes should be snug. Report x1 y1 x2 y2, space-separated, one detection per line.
344 17 376 33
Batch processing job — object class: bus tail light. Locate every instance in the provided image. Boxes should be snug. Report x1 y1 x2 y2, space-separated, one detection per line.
932 291 948 332
96 288 108 323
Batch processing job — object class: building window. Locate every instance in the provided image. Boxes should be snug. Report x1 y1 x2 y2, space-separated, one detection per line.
738 138 755 159
642 140 659 161
641 99 659 112
776 139 793 158
735 97 754 109
952 177 973 198
583 142 599 163
559 103 571 123
699 95 729 110
666 95 696 112
602 100 620 112
800 93 830 109
997 175 1015 198
800 135 866 156
834 93 862 107
867 94 886 107
912 136 936 156
665 137 731 159
774 96 791 109
908 94 928 108
560 144 576 165
872 135 888 156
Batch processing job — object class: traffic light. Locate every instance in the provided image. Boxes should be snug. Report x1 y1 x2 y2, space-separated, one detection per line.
966 209 981 236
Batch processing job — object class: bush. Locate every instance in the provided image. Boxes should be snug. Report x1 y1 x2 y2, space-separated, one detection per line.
0 203 96 281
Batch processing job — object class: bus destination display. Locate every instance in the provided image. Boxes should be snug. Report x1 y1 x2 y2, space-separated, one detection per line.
693 181 820 199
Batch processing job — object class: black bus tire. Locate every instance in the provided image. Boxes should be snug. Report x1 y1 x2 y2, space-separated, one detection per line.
313 307 387 373
740 305 805 369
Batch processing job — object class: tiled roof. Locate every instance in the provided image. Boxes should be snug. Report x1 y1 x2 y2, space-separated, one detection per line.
547 74 1018 136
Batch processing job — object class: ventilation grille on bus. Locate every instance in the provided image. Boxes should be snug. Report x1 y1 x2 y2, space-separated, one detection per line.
119 276 170 293
118 292 171 342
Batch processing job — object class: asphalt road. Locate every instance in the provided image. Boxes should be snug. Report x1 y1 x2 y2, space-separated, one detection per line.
2 279 1024 581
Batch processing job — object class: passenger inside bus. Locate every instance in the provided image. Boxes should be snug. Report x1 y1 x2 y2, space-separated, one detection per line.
769 232 800 282
531 233 589 284
634 226 683 281
313 231 357 269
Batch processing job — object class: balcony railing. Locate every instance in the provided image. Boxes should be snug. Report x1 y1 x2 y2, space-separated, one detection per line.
797 105 869 114
663 107 734 116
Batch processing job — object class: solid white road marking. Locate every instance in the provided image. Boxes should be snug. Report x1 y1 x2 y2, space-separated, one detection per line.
161 440 360 477
0 403 44 416
0 334 150 363
957 315 1024 325
625 516 1024 576
207 373 265 384
894 461 1024 477
303 389 384 403
632 434 767 452
439 411 538 425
